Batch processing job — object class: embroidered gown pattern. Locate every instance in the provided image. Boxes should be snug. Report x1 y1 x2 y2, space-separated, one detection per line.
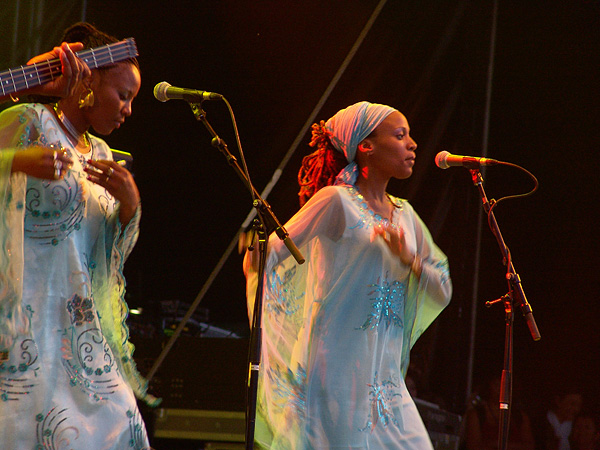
0 104 149 449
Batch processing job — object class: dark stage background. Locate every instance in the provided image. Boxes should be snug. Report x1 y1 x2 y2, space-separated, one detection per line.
2 0 599 431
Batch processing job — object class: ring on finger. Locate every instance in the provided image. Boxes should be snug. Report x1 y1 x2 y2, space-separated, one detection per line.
106 167 114 179
53 159 63 180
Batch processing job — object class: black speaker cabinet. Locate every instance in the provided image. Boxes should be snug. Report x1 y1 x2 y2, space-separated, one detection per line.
132 336 249 442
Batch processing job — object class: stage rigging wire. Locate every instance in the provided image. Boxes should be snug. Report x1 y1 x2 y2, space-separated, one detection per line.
465 0 498 406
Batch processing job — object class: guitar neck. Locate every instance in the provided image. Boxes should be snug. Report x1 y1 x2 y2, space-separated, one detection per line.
0 38 138 97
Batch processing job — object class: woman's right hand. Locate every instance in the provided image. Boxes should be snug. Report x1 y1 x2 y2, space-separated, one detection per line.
11 145 73 180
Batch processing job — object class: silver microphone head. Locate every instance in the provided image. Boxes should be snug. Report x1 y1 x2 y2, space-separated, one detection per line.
153 81 171 102
435 151 451 169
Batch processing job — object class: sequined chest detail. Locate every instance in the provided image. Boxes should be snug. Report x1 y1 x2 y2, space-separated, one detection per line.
345 185 404 231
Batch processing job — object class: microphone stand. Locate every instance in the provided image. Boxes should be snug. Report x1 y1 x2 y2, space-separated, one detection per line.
468 168 541 450
186 102 304 450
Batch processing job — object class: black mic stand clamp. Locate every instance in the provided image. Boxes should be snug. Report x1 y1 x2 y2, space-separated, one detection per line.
468 168 540 450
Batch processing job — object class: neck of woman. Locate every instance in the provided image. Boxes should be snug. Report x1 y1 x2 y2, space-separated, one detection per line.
354 177 393 219
355 175 389 203
54 101 91 151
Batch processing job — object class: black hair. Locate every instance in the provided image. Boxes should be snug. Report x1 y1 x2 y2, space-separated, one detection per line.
61 22 139 71
26 22 138 104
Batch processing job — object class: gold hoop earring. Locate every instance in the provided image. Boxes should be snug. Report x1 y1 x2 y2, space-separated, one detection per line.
78 88 95 109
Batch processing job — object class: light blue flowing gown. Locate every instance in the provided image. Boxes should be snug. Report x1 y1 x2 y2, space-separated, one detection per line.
246 184 452 450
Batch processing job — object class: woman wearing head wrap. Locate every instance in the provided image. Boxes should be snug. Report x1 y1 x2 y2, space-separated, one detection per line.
244 101 452 449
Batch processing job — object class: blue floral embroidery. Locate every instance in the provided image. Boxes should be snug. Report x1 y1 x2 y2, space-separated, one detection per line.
16 107 103 247
126 408 148 449
360 372 401 432
358 273 406 330
270 365 307 420
266 266 303 317
0 337 40 401
24 170 86 246
60 319 121 401
35 407 80 449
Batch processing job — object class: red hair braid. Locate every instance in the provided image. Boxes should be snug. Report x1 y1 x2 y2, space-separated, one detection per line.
298 121 348 207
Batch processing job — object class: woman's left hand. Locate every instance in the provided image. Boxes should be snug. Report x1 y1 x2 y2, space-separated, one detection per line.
27 42 91 98
372 222 413 266
84 159 140 226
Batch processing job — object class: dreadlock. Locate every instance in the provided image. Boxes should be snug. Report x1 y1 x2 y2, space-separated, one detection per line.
298 120 348 207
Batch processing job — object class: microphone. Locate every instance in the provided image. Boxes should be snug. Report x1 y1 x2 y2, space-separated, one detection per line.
153 81 223 102
435 151 499 169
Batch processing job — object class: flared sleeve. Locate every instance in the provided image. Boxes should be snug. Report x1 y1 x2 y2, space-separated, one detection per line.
91 200 158 405
398 200 452 374
86 136 157 405
244 186 346 320
0 105 42 347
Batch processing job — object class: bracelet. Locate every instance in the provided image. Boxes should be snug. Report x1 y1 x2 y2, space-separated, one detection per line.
9 94 19 103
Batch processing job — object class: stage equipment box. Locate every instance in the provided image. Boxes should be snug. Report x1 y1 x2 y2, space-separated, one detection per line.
154 408 245 442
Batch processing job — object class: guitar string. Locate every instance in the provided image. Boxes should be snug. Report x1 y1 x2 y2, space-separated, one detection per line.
0 50 135 91
0 43 134 78
1 46 134 80
0 42 136 95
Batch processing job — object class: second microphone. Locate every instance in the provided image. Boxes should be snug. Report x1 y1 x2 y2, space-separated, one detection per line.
154 81 223 103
